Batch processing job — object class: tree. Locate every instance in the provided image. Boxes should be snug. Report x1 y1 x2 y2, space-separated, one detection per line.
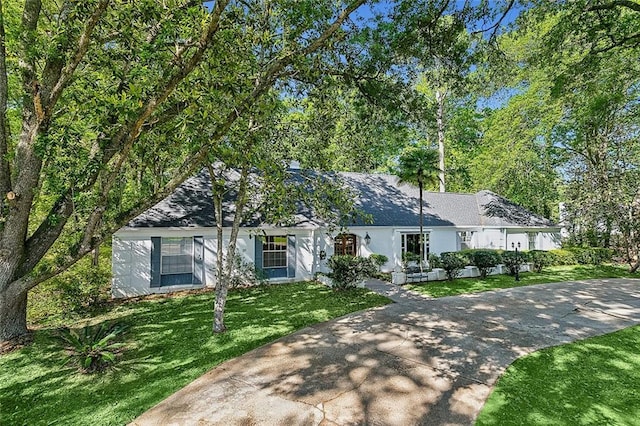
279 83 410 173
394 145 440 272
470 1 640 271
0 0 367 343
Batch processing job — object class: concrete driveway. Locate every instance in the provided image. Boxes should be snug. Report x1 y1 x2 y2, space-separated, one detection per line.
132 278 640 425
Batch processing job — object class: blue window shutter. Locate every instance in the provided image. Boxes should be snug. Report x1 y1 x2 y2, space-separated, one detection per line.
287 235 296 278
193 236 204 284
255 237 263 271
150 237 161 287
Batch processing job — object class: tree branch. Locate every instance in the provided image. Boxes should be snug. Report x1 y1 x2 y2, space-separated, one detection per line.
471 0 515 39
24 0 231 266
586 0 640 13
591 30 640 53
19 193 74 277
45 0 110 119
0 2 11 197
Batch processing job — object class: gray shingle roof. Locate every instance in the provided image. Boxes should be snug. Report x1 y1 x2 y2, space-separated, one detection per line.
126 168 556 229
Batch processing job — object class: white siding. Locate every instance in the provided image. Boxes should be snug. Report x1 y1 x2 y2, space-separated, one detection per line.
430 229 458 254
112 224 561 298
475 229 505 250
111 236 154 298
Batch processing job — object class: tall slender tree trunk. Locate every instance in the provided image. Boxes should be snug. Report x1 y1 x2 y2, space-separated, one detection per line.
213 193 225 332
92 246 100 267
212 167 250 333
208 164 227 333
436 89 446 193
419 180 424 274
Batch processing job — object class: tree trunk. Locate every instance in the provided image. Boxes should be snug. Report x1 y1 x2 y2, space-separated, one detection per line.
0 285 28 342
208 164 227 333
92 245 100 267
436 89 446 193
213 193 226 332
213 282 228 333
214 167 250 333
419 180 424 274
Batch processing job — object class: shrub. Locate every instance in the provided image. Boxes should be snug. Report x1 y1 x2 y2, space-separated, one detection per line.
401 252 422 272
428 253 443 269
467 250 502 278
565 247 615 265
56 322 128 374
369 254 389 271
529 250 551 272
440 252 467 281
229 255 267 288
548 249 577 266
457 249 475 265
328 255 376 290
502 251 527 276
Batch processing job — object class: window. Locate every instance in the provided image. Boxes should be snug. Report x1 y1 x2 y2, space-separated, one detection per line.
334 233 357 256
402 233 429 260
528 233 537 251
459 231 473 250
263 236 288 268
161 237 193 275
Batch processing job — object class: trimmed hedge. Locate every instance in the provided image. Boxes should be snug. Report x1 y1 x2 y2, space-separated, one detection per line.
529 250 552 273
413 247 613 281
567 247 615 265
465 249 502 278
547 249 577 265
501 251 525 276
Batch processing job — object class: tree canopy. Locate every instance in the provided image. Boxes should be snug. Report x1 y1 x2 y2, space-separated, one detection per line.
2 0 639 343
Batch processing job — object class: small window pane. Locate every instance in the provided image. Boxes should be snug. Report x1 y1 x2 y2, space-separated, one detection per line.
402 233 429 260
161 237 193 274
262 236 287 268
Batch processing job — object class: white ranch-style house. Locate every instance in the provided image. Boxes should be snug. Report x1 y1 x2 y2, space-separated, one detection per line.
112 168 561 298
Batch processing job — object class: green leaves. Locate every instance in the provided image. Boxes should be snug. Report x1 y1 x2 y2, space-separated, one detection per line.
56 322 128 374
394 144 440 189
327 255 376 290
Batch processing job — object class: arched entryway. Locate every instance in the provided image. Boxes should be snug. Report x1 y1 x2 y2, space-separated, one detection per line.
334 233 357 256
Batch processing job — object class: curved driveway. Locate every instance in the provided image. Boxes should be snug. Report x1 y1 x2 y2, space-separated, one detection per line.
132 278 640 425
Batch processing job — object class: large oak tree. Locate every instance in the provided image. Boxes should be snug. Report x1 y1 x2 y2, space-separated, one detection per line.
0 0 366 342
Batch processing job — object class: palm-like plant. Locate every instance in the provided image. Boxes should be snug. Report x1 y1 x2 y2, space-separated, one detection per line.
395 145 441 273
56 322 128 374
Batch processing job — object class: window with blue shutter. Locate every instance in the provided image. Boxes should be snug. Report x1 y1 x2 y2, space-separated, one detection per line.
256 235 289 279
287 235 296 278
150 236 204 287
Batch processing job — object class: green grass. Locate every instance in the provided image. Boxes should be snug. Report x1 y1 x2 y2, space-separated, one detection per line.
476 325 640 425
1 282 390 426
406 265 636 298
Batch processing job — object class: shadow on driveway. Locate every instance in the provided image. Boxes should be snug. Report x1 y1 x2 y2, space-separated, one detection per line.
132 278 640 425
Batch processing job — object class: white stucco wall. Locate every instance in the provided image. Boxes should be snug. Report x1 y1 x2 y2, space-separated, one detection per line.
112 224 562 298
475 228 506 250
112 228 219 298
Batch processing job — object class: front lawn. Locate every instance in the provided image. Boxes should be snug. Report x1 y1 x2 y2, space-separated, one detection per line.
0 282 390 426
406 264 636 298
476 325 640 425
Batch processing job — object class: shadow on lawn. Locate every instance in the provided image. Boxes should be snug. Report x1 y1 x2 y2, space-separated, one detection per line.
476 325 640 425
1 283 387 425
134 279 640 425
